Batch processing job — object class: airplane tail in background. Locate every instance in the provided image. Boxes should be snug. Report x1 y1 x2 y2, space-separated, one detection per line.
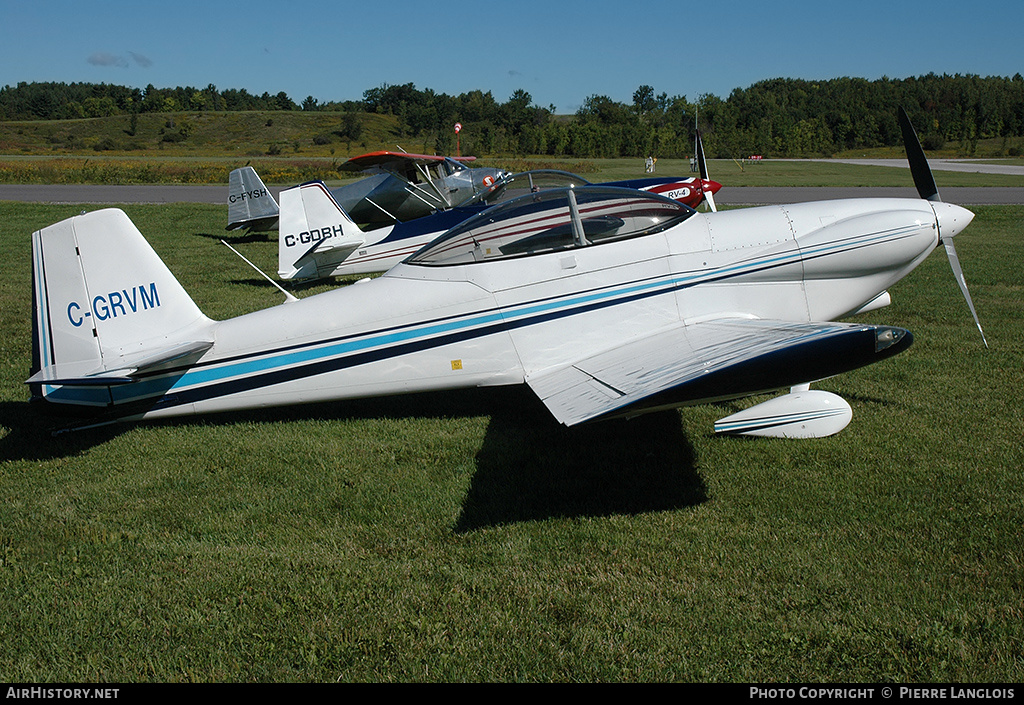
227 166 280 231
278 181 365 281
29 209 215 408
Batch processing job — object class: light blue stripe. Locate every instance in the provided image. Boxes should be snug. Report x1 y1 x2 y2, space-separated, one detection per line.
63 226 914 407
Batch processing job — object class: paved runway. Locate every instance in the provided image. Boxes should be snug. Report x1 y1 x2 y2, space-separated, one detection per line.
5 155 1022 206
807 158 1024 177
2 183 1022 206
717 187 1024 205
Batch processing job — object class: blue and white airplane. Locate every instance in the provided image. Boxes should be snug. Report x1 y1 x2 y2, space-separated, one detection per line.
232 132 722 282
275 167 722 281
27 109 984 437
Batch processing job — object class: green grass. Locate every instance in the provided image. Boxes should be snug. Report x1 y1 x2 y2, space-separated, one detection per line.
2 154 1019 191
0 202 1021 682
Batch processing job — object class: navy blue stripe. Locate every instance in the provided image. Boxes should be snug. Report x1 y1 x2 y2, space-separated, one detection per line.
136 274 681 414
106 224 921 417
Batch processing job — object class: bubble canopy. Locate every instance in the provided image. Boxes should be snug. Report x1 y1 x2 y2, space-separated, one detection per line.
407 185 696 266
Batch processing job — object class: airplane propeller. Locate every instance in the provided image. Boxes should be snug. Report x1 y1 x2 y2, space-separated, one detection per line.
695 129 717 212
898 106 988 347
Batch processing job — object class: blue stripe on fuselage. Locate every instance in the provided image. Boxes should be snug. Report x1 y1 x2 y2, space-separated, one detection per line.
92 222 923 415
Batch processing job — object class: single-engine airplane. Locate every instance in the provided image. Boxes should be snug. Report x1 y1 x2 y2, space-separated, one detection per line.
226 151 509 232
277 166 723 281
232 133 721 281
28 109 984 438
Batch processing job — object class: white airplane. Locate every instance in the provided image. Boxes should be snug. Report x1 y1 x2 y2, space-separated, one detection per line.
26 109 985 438
237 133 721 281
276 167 721 281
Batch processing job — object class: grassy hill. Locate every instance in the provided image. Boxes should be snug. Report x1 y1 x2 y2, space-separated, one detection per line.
0 111 601 185
0 110 405 159
1 110 1022 187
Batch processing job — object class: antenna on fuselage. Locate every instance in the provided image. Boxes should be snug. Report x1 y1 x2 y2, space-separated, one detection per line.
220 239 299 303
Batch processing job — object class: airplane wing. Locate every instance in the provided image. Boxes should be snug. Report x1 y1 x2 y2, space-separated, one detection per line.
525 318 912 426
341 151 476 174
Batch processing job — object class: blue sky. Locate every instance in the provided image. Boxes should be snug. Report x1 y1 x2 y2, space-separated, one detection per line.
2 0 1021 114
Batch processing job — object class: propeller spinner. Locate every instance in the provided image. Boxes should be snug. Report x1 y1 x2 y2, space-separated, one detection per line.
898 107 988 347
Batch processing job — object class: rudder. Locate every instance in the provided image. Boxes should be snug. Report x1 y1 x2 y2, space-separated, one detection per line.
29 209 214 406
278 181 365 280
227 166 280 231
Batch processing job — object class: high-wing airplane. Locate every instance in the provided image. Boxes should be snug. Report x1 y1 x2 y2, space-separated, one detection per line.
28 109 984 438
226 151 509 232
277 167 723 281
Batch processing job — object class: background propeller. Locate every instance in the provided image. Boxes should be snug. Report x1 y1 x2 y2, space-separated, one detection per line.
695 129 717 212
898 107 988 347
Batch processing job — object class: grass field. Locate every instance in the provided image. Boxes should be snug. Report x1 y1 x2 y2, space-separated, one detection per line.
0 201 1021 682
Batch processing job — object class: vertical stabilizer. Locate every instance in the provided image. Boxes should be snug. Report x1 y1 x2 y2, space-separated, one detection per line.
278 181 365 280
29 209 214 402
227 166 280 231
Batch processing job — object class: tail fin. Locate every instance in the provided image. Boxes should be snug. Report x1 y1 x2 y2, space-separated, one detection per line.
278 181 365 281
227 166 280 231
28 209 214 406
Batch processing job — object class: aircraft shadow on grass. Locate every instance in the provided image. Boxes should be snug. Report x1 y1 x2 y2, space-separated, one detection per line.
0 386 708 531
195 230 272 245
191 231 363 296
454 398 707 532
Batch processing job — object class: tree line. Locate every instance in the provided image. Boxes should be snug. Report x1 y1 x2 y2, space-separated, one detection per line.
0 81 301 119
3 74 1023 158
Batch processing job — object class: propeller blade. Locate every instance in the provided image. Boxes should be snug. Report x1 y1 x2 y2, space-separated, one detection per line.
703 187 717 213
695 130 717 212
898 106 941 202
941 236 988 348
695 130 709 179
900 107 986 346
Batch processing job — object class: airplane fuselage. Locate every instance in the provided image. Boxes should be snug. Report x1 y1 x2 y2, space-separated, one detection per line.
282 174 724 281
51 197 952 423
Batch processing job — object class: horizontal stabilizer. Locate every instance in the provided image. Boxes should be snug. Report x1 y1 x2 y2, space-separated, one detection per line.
27 365 135 387
27 339 213 387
